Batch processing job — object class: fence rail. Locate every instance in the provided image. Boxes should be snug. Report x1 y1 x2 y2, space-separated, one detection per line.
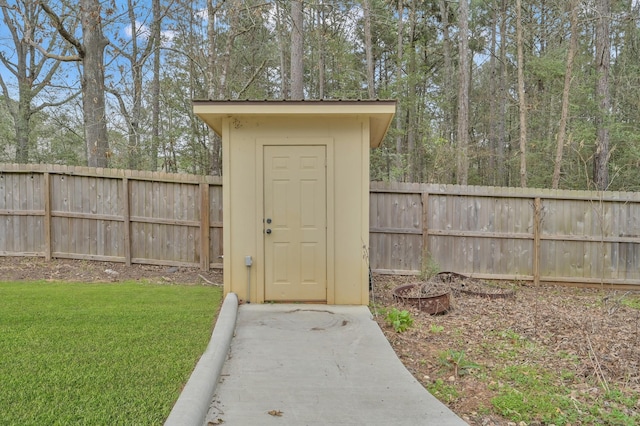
0 164 222 269
2 164 640 288
370 181 640 288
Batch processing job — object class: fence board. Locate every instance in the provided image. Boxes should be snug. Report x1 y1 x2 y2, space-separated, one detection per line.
3 164 640 287
208 184 223 267
368 181 640 288
0 164 220 269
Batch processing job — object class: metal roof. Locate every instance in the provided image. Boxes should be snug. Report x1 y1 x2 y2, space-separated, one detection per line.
192 99 397 148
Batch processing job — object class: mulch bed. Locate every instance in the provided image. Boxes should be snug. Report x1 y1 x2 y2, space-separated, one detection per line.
371 273 640 425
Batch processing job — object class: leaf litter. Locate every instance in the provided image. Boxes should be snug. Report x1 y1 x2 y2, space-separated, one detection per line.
370 274 640 425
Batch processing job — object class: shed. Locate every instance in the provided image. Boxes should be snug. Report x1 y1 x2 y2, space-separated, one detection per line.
193 100 396 305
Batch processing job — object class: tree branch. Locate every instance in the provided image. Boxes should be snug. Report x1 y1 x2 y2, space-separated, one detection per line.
27 42 82 62
238 59 267 98
0 52 19 76
0 73 18 120
105 85 130 118
32 91 81 113
38 1 84 57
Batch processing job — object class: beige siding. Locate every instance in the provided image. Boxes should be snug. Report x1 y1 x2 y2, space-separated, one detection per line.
222 116 371 305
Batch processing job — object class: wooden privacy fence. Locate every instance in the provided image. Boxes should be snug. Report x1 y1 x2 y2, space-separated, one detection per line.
0 164 222 269
2 164 640 288
370 181 640 288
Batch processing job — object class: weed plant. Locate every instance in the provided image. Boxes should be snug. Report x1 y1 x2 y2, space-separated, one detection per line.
438 349 480 377
385 308 413 333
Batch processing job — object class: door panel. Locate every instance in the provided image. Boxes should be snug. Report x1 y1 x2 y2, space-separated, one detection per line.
264 145 327 301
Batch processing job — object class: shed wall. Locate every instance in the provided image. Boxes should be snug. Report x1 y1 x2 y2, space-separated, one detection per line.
223 116 370 305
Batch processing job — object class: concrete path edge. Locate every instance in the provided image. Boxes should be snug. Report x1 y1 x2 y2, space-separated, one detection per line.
164 292 238 426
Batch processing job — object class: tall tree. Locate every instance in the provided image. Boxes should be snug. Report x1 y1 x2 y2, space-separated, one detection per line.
406 0 417 181
150 0 161 171
206 0 227 176
552 0 579 189
438 0 453 140
313 1 326 99
362 0 375 99
0 0 73 163
290 0 304 99
274 1 288 98
516 0 527 187
594 0 611 190
456 0 470 185
109 0 160 170
38 0 110 167
395 0 405 179
496 0 508 186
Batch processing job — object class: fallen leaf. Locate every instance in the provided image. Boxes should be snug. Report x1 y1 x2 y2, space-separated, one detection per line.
267 410 283 417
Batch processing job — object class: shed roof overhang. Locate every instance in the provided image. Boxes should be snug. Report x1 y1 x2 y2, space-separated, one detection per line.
193 99 397 148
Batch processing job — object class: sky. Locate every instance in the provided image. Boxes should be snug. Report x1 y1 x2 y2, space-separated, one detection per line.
0 0 191 101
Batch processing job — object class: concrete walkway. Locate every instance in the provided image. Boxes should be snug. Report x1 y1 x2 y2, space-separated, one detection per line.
204 303 467 426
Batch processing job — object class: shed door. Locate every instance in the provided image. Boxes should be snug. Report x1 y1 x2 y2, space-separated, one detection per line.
264 145 327 301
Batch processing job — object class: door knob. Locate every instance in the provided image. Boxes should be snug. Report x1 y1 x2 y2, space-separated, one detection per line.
265 229 272 234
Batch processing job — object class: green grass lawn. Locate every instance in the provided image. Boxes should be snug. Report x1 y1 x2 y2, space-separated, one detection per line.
0 280 222 425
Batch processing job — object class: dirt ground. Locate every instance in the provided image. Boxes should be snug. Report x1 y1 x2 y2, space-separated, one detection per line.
371 274 640 425
0 256 223 286
3 257 640 424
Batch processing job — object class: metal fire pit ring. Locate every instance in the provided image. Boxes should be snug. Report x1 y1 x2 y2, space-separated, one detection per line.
435 272 516 300
392 283 450 315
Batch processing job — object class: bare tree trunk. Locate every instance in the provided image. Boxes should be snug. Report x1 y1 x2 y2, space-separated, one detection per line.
594 0 611 190
316 3 325 98
207 0 225 176
275 1 287 98
127 0 139 170
407 1 417 182
290 0 304 100
79 0 110 167
395 0 404 179
12 8 33 164
1 1 66 163
206 0 218 101
552 0 578 189
14 30 32 163
107 0 159 170
516 0 527 187
456 0 470 185
438 0 452 144
219 1 239 99
151 0 160 171
363 0 375 99
14 89 31 163
488 0 498 184
497 0 508 185
124 0 153 170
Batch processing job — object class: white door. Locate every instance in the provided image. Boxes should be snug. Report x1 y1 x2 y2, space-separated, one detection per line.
264 145 327 301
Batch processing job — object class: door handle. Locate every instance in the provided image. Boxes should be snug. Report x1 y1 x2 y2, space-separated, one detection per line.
265 229 272 234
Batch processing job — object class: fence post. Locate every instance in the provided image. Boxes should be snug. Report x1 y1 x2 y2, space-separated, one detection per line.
200 182 210 271
122 177 132 266
43 172 52 261
533 197 542 285
421 191 429 267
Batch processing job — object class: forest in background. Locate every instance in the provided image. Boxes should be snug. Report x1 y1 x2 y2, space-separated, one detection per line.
0 0 639 191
